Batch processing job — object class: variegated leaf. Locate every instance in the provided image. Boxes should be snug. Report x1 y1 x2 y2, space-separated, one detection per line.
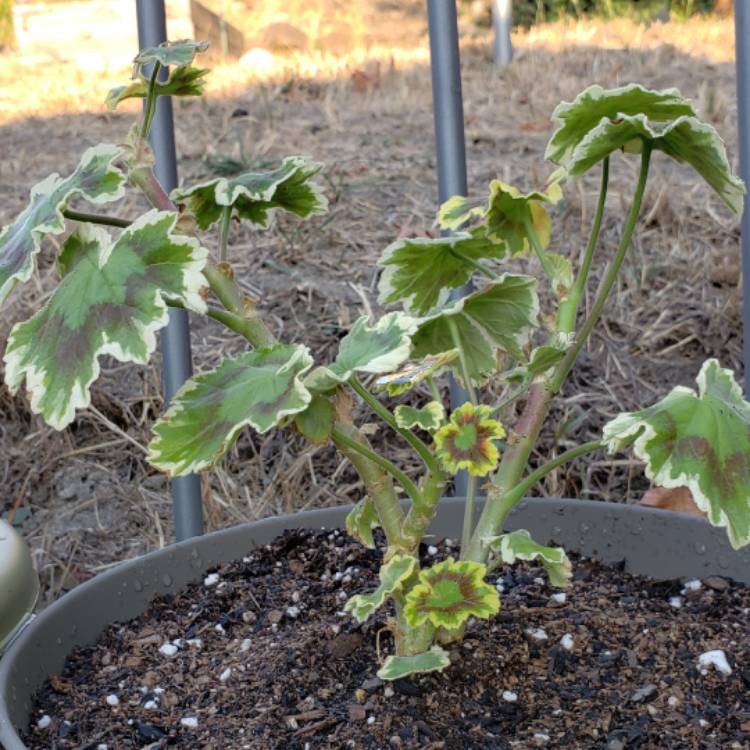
375 350 458 397
344 554 418 622
394 401 445 432
377 646 450 681
133 39 209 72
148 344 313 476
547 84 696 165
4 212 207 430
603 359 750 549
439 180 562 256
411 276 539 385
546 83 744 213
404 558 500 629
0 144 126 303
377 231 503 315
308 313 417 392
106 66 209 110
171 156 328 230
488 529 572 587
345 496 380 549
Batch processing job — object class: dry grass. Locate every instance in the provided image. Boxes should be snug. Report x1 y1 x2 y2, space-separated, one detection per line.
0 4 743 603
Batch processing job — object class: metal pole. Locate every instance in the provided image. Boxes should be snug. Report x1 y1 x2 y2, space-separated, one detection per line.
492 0 513 66
426 0 470 497
736 2 750 395
136 0 204 540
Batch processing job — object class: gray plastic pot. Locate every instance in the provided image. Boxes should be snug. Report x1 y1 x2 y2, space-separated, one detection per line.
2 497 750 749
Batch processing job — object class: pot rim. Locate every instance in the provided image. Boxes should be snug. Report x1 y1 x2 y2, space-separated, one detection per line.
2 496 749 749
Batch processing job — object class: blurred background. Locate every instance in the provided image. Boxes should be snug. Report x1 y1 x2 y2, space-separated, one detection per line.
0 0 742 604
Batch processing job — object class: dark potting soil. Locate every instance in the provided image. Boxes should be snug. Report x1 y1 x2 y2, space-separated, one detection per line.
26 529 750 750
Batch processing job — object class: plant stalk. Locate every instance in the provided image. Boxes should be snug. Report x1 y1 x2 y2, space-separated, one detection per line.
331 423 408 552
63 209 132 228
349 377 441 475
448 318 476 404
550 145 652 393
140 61 162 140
523 216 555 280
499 439 604 509
331 426 421 506
557 156 610 333
460 475 478 557
218 206 232 262
466 144 653 561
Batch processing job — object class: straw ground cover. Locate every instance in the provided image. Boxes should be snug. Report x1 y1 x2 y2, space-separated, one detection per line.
0 4 742 604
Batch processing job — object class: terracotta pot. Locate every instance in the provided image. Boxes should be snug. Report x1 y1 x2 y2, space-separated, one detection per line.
2 497 749 749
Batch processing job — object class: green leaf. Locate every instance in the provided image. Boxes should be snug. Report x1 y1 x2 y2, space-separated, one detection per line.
293 394 334 445
394 401 445 432
345 496 380 549
602 359 750 549
377 231 503 315
148 344 313 476
404 557 500 629
106 66 209 110
377 645 451 681
546 83 745 214
0 144 126 303
411 276 539 385
4 212 207 430
171 156 328 230
547 84 696 164
133 39 209 72
439 181 562 256
374 350 458 396
504 340 569 384
310 312 417 392
488 529 572 587
344 554 417 623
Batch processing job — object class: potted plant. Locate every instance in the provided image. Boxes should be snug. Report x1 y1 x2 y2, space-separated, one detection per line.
1 41 749 748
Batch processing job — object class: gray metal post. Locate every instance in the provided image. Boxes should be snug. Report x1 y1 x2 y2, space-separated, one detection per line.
492 0 513 66
736 2 750 395
426 0 470 496
136 0 204 540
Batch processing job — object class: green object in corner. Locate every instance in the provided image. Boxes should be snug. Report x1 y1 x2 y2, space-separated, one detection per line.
0 519 38 654
0 0 13 50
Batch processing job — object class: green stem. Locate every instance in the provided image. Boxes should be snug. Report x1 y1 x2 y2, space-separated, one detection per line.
63 209 132 228
140 61 162 140
331 422 408 552
464 380 552 561
218 206 232 263
427 375 442 403
332 426 421 506
129 166 175 212
557 156 610 333
500 440 603 509
550 144 652 393
448 248 499 280
401 469 447 549
523 217 555 280
460 475 478 557
202 265 277 348
491 381 531 416
349 377 441 475
166 299 270 341
448 318 476 404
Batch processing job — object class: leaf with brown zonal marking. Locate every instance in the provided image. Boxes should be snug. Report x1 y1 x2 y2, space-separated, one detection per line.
404 557 499 629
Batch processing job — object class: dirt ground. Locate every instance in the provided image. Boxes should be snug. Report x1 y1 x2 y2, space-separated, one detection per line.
0 3 743 604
